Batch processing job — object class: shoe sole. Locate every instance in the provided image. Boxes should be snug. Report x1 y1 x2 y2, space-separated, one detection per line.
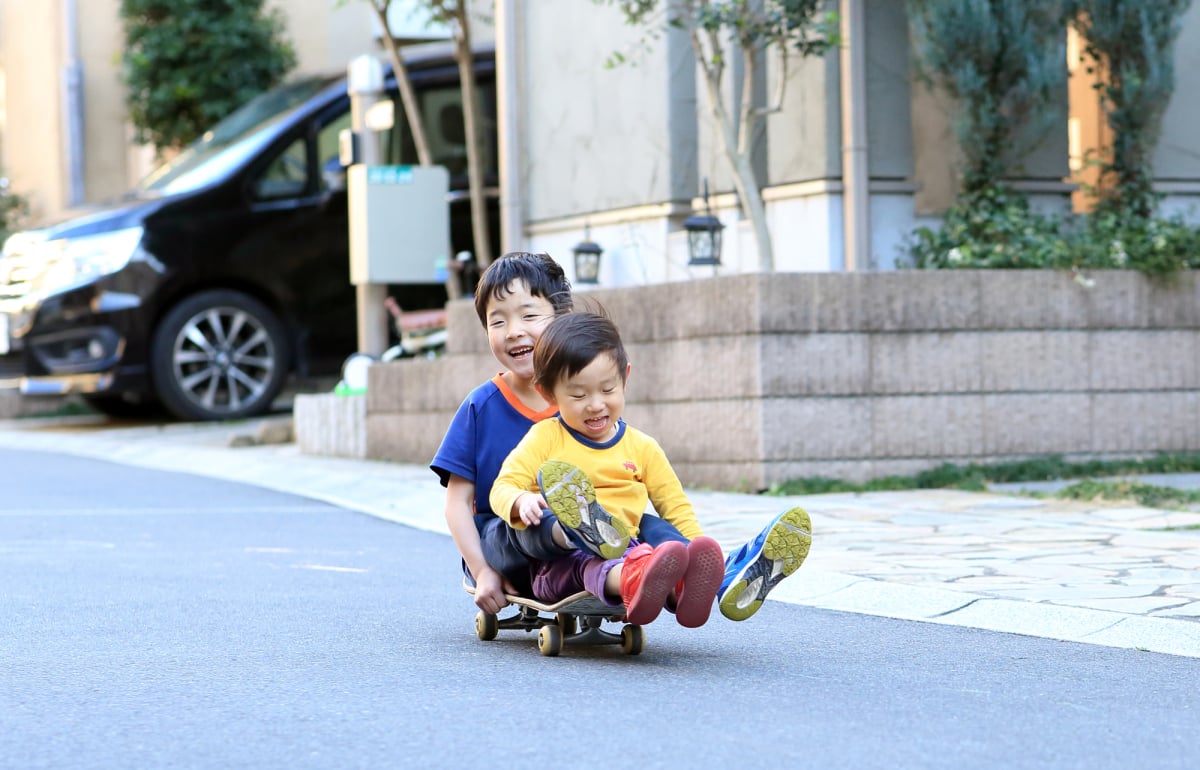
718 507 812 622
625 542 688 626
675 536 724 628
538 460 629 560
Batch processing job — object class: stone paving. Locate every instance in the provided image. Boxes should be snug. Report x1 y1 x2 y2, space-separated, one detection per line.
4 415 1199 658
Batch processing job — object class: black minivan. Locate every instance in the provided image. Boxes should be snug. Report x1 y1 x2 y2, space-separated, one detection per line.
0 46 496 421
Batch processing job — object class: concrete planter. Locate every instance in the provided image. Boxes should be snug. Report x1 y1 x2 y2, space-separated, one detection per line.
346 270 1200 491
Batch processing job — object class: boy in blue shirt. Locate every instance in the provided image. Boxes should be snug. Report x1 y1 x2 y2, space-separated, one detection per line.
431 252 572 613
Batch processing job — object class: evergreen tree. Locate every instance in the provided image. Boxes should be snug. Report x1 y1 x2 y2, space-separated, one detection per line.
909 0 1067 195
1069 0 1191 218
120 0 297 151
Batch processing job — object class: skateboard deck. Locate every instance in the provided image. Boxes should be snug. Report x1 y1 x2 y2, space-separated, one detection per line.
464 579 644 657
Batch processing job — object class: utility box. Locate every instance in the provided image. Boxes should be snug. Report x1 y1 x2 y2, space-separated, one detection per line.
348 164 449 285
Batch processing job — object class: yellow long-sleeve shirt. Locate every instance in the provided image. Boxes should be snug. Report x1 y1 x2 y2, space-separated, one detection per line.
489 418 705 541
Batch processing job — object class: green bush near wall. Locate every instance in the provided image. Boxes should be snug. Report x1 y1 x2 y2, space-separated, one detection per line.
0 177 28 248
904 186 1200 277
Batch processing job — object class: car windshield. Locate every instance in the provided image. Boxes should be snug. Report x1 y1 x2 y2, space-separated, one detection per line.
136 75 337 196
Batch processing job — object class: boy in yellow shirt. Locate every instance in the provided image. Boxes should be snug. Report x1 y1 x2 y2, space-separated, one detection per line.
490 311 812 626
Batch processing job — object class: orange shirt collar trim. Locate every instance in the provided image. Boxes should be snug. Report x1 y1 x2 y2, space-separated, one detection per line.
492 373 557 422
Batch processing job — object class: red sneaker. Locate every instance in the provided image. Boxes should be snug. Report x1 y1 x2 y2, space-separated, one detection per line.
620 541 688 626
675 536 724 628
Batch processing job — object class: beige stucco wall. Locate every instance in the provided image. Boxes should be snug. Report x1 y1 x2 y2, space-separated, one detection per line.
78 0 131 206
0 0 66 222
520 3 679 222
0 0 380 224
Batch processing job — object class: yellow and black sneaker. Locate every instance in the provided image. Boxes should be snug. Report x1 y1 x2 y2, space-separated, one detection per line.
537 459 630 560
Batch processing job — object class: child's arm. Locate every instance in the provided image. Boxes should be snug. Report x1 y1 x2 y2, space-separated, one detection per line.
490 432 549 529
444 474 512 614
642 443 706 541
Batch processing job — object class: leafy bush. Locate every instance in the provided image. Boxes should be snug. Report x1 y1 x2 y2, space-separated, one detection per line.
905 186 1070 270
120 0 297 151
0 177 28 248
904 185 1200 276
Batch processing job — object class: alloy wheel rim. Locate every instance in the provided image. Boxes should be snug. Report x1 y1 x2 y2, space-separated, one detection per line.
172 306 275 415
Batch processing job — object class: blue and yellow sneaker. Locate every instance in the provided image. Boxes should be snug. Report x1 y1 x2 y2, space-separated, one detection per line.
718 506 812 621
537 460 630 560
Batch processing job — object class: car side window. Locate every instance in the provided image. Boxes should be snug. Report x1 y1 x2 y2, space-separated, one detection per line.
316 111 353 191
251 136 310 200
378 82 497 179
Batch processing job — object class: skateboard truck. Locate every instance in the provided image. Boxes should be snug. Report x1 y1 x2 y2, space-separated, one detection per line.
464 580 645 657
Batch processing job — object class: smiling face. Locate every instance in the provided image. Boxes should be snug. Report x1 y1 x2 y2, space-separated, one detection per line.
547 351 630 443
485 279 557 383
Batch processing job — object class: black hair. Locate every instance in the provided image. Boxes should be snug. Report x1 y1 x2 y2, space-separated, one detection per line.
473 252 573 325
533 311 628 396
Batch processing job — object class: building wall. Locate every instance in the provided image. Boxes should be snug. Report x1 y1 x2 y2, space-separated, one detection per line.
1153 4 1200 218
520 3 683 223
0 0 380 225
0 0 66 221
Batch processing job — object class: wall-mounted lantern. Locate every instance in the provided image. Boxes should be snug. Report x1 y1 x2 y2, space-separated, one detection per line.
684 179 724 266
572 225 602 284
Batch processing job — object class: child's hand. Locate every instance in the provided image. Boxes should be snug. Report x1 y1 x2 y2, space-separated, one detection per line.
515 492 548 527
472 567 510 614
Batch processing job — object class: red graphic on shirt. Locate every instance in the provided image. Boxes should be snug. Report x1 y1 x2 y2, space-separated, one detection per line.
623 461 637 473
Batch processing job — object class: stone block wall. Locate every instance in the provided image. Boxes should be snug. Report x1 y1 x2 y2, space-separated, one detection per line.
362 270 1200 491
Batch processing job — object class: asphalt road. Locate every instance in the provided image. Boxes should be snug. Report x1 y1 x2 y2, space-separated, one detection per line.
2 448 1196 769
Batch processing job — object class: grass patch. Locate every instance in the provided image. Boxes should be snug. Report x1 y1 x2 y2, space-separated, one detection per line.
766 452 1200 497
1054 479 1200 510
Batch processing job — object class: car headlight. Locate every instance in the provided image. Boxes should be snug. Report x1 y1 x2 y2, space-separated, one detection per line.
2 228 50 258
39 227 144 292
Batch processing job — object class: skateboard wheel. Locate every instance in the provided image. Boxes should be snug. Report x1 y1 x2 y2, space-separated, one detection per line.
555 613 577 636
620 624 644 655
537 624 563 657
475 611 498 641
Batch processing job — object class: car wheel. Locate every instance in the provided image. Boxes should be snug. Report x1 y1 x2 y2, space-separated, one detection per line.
151 289 290 421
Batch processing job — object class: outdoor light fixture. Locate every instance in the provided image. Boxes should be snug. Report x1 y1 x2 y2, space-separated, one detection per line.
684 179 725 267
572 225 602 285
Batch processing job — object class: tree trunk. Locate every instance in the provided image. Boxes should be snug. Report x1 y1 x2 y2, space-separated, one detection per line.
369 1 432 166
695 38 774 271
449 6 493 270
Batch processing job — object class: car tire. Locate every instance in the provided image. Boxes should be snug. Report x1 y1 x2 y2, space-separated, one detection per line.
151 289 290 421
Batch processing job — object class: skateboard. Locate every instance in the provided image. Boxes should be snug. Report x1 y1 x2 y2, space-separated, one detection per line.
464 579 645 657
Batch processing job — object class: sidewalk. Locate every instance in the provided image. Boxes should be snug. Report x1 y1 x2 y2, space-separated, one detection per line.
4 414 1200 659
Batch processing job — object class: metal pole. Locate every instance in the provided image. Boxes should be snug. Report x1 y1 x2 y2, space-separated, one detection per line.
839 0 869 271
62 0 85 207
347 55 389 356
495 0 523 255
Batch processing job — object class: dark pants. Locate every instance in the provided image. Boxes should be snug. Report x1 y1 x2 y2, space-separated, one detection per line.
637 514 689 546
470 512 688 598
471 512 573 597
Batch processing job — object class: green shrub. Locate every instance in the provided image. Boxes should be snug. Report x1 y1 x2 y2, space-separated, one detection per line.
0 177 28 248
1068 205 1200 276
904 186 1071 270
120 0 297 151
904 184 1200 276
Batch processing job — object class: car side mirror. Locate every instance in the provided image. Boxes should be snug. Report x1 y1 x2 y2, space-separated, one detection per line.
322 157 347 193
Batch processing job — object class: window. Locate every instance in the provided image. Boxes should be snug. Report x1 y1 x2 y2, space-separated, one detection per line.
252 136 309 199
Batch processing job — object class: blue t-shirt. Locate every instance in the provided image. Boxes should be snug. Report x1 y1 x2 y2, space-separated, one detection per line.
431 374 557 516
